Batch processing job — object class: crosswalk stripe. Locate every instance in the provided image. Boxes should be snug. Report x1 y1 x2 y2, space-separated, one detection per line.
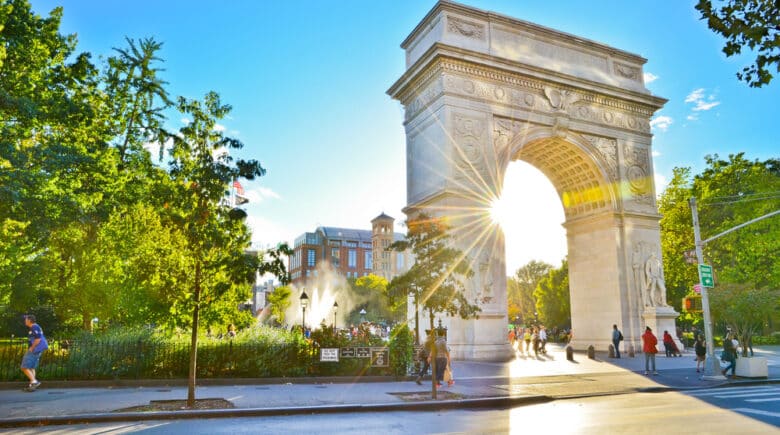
687 387 775 396
746 397 780 403
733 408 780 419
713 391 780 399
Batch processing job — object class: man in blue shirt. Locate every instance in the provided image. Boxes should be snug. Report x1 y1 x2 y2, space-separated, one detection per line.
21 315 48 391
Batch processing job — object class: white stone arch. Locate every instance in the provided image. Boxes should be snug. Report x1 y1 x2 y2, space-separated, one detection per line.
389 1 677 359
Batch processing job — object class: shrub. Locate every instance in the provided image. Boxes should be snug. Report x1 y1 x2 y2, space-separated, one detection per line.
389 324 413 377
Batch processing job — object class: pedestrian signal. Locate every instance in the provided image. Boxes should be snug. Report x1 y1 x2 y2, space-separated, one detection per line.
682 295 703 313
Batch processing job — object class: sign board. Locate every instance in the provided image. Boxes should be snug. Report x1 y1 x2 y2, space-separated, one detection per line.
356 347 371 358
683 250 697 264
683 295 703 313
699 264 714 288
340 347 356 358
693 284 702 294
320 348 339 362
370 347 389 367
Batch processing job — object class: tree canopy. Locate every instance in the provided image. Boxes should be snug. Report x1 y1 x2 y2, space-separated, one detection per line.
0 0 287 339
507 260 552 325
696 0 780 87
387 214 480 325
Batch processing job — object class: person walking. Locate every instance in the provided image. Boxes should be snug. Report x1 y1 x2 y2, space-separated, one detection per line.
694 334 706 373
663 330 674 357
539 326 548 354
415 334 433 385
642 326 658 376
21 315 48 391
612 324 623 358
721 332 738 378
433 335 450 388
523 328 531 355
532 328 540 357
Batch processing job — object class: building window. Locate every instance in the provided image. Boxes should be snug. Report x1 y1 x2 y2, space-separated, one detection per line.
308 249 316 267
331 248 340 265
348 249 357 268
397 253 404 270
345 241 358 248
306 270 311 277
365 251 373 269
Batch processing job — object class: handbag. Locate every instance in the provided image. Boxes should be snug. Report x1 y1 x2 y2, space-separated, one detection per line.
443 364 453 383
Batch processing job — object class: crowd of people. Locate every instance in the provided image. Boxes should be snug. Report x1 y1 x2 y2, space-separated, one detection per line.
508 325 555 357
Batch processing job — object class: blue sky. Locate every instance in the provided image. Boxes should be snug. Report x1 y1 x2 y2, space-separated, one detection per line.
33 0 778 274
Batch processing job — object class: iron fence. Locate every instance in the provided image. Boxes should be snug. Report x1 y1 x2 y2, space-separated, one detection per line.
0 338 311 381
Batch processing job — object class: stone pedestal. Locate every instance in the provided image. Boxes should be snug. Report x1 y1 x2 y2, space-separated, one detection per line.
642 306 681 352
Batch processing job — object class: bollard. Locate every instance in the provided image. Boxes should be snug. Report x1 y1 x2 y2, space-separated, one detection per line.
628 344 635 358
608 344 615 358
587 345 595 359
566 345 574 361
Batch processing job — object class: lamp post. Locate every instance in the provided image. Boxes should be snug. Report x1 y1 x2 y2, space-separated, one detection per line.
333 301 339 329
359 308 366 323
300 289 309 331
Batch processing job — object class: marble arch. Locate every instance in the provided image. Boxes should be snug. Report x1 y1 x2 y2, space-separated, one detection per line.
388 1 677 360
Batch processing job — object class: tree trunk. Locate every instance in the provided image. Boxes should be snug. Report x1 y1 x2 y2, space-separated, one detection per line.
429 308 436 400
187 259 202 408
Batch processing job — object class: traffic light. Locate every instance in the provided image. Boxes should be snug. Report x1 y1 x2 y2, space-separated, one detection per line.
682 295 703 313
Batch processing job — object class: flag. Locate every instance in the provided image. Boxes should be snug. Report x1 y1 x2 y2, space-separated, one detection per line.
233 180 245 195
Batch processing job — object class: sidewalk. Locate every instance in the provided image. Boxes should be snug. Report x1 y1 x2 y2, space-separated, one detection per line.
1 344 777 427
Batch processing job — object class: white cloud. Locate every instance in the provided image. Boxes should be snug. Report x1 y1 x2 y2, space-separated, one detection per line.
246 215 293 249
685 88 705 103
650 115 673 132
652 150 661 157
692 100 720 112
643 72 658 84
243 186 281 203
687 114 699 121
142 137 174 160
214 123 226 132
685 87 720 113
180 117 191 124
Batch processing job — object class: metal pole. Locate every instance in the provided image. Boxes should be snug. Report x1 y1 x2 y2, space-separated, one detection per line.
689 197 725 380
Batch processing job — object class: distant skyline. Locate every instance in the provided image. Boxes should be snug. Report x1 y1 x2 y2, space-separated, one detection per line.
34 0 778 274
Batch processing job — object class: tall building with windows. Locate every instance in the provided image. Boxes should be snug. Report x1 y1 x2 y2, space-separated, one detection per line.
290 213 412 286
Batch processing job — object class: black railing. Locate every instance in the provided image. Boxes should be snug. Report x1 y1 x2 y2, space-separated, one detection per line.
0 338 311 382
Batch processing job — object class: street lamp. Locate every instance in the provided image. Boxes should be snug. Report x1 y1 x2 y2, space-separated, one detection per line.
300 289 309 330
333 301 339 329
359 308 367 323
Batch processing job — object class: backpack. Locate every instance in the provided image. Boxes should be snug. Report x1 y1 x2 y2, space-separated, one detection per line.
618 331 624 341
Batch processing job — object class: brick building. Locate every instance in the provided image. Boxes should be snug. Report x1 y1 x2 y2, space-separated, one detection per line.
290 213 412 286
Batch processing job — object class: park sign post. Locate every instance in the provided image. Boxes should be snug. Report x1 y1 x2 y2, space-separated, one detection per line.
699 264 714 288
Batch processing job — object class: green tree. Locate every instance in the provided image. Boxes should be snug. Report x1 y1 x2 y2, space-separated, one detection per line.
507 260 552 325
533 260 570 328
387 214 479 397
659 153 780 330
696 0 780 87
165 91 267 407
352 274 400 324
710 283 780 356
267 285 292 325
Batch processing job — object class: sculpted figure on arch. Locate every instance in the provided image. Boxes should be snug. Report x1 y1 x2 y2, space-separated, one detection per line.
644 251 668 307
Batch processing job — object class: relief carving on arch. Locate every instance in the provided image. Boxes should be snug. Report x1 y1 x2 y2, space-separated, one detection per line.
581 134 618 183
623 144 654 206
447 16 486 40
453 113 491 189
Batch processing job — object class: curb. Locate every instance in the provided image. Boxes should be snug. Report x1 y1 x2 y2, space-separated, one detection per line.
0 375 416 390
0 395 553 428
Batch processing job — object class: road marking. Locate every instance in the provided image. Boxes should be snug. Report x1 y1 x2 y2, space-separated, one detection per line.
733 408 780 419
713 391 780 399
746 397 780 403
687 387 774 396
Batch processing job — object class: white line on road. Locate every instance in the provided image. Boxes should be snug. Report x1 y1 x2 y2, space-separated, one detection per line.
733 408 780 419
713 391 780 399
746 397 780 403
687 387 775 396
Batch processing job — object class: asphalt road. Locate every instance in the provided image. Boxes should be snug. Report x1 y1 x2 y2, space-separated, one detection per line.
681 384 780 425
6 390 778 434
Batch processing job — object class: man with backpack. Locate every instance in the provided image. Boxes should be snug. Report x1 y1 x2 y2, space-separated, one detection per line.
612 324 623 358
